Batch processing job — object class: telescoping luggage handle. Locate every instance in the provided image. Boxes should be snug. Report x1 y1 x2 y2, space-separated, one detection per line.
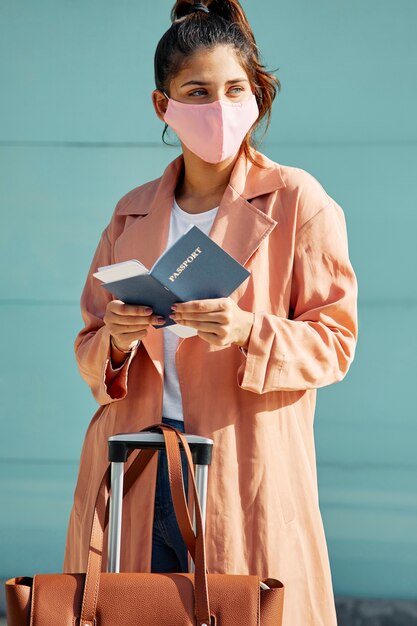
107 430 214 574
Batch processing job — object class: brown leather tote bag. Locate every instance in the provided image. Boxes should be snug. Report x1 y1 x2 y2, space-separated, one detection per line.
6 424 284 625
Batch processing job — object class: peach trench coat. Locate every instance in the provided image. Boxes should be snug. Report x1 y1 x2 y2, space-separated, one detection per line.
64 150 358 626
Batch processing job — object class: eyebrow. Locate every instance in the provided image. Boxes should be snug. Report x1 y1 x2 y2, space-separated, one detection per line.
180 78 249 88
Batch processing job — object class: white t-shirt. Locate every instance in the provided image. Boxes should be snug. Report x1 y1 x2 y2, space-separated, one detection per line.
162 198 219 421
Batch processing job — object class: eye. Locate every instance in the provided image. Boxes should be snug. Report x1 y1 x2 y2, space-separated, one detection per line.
189 89 208 97
228 86 245 95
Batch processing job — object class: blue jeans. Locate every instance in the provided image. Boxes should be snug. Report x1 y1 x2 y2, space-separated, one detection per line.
151 417 190 573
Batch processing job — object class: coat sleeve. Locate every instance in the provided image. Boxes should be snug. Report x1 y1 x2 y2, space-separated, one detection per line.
74 227 138 405
237 201 358 393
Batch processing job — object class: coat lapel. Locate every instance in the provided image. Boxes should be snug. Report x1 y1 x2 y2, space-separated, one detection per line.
209 150 285 265
208 185 276 266
113 157 184 373
114 156 183 269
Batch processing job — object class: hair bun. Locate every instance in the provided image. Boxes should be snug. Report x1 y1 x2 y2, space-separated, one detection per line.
171 1 248 26
171 1 257 52
189 3 210 13
171 1 207 21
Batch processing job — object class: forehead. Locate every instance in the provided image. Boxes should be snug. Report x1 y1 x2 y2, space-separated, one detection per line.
171 45 250 85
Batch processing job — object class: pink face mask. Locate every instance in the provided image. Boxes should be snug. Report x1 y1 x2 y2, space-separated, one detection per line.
163 94 259 164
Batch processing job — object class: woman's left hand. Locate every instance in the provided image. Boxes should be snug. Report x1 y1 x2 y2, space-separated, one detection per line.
170 298 254 348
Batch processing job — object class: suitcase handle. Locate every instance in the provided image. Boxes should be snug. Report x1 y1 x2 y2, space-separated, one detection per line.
107 427 213 574
108 430 213 465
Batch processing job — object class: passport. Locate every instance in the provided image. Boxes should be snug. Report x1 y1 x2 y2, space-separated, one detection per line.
94 226 250 337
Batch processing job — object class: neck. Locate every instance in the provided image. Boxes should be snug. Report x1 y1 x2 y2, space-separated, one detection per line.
176 146 240 213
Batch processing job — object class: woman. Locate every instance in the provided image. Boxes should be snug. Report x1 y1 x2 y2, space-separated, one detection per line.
64 1 358 624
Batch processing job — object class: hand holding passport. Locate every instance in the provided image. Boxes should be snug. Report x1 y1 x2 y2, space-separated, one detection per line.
94 226 250 338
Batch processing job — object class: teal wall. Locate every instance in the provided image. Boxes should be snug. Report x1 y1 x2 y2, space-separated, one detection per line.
1 0 416 599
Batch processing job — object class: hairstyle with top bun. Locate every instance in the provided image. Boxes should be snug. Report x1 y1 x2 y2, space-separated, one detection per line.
154 0 281 165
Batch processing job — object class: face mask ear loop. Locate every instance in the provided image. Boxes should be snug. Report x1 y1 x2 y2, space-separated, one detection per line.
162 90 170 100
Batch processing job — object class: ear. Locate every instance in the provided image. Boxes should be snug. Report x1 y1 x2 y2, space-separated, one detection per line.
152 90 168 122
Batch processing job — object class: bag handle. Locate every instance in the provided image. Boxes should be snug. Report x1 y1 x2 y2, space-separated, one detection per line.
80 424 212 626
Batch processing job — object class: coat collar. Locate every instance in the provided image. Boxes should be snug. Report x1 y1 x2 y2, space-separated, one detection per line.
114 150 285 370
228 149 286 200
117 149 286 217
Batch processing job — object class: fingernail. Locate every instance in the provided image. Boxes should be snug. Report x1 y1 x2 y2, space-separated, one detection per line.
144 307 153 314
171 304 177 311
169 314 176 320
156 316 165 324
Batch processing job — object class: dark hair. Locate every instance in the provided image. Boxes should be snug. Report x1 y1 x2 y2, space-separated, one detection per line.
154 0 281 165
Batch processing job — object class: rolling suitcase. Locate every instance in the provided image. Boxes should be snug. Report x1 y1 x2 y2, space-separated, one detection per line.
6 423 285 626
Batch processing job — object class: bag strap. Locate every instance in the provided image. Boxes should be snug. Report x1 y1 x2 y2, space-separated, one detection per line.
161 426 211 625
80 424 212 626
101 448 156 531
158 426 197 561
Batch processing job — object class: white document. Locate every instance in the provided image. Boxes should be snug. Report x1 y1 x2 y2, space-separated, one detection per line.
166 324 198 338
93 260 147 283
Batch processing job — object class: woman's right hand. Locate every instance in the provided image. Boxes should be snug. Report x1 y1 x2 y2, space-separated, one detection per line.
104 300 165 355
